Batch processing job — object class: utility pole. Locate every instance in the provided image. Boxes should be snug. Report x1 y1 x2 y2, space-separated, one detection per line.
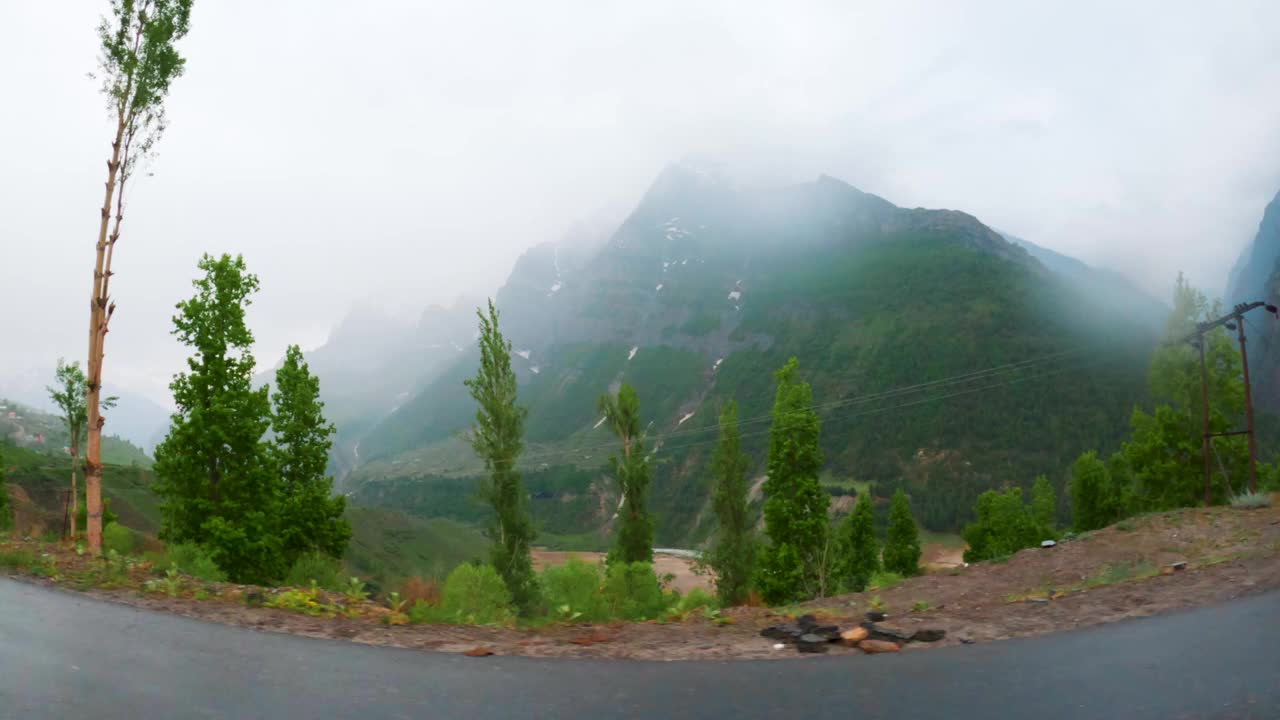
1197 338 1211 506
1236 316 1258 493
1181 300 1278 505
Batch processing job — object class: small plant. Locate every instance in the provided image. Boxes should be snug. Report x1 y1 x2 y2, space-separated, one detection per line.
1230 491 1273 510
0 549 35 571
555 604 584 622
158 544 226 583
868 595 885 611
343 577 369 605
194 589 210 601
867 571 904 591
1115 520 1135 532
284 552 345 591
266 581 338 617
603 562 670 621
540 559 608 622
145 565 183 597
437 563 514 625
911 600 931 612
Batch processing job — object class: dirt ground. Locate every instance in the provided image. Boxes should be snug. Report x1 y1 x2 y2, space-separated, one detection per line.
531 549 711 594
5 500 1279 661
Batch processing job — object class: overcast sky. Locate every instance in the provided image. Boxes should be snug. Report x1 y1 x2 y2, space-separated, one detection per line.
2 0 1278 407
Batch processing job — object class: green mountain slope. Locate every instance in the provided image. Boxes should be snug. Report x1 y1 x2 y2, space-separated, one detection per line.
349 165 1158 543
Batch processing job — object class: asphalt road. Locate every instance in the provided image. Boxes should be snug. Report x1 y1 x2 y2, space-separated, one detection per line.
2 579 1278 720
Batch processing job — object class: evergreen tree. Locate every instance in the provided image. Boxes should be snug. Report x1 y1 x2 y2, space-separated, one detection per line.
1030 475 1057 531
756 358 827 604
271 345 350 567
835 492 879 591
153 254 281 584
706 401 755 606
882 489 921 576
599 384 654 564
464 300 538 613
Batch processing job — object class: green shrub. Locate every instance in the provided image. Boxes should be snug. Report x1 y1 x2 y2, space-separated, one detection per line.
672 587 716 615
603 562 670 621
1230 491 1272 510
407 599 436 624
160 544 226 583
283 552 345 590
102 522 136 556
437 563 513 625
0 549 34 570
867 570 903 590
539 558 609 622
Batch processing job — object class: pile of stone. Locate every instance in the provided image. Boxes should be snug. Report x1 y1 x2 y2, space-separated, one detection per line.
760 612 947 655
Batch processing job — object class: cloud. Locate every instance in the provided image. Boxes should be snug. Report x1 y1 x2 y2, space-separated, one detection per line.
2 0 1278 405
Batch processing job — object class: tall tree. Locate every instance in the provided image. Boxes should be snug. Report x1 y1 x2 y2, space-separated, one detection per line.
84 0 195 555
962 486 1044 562
882 489 921 577
756 357 828 604
271 345 350 566
47 360 115 540
599 384 654 564
835 492 880 592
153 254 280 584
464 301 538 613
1124 275 1246 508
1069 451 1124 532
706 401 755 606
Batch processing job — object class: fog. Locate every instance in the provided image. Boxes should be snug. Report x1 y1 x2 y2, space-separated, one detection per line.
2 0 1278 407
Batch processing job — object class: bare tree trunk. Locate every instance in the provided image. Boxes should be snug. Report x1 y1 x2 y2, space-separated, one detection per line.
85 120 127 557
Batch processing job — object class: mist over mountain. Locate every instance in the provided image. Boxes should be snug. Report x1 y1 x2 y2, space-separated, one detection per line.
330 163 1159 545
1226 190 1280 411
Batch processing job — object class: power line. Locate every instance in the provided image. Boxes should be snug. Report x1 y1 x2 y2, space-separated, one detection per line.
376 352 1116 479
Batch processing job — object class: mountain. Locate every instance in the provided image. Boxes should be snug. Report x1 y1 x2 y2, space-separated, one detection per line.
0 398 151 467
345 164 1159 544
1002 233 1168 331
1226 190 1280 411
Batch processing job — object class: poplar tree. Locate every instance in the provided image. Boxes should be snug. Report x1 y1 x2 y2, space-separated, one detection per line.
756 358 827 604
47 360 115 539
271 345 350 565
836 492 879 592
84 0 195 554
464 300 538 612
883 489 921 576
599 384 654 564
706 401 755 606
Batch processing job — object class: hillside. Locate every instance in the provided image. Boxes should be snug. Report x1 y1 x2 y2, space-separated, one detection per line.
0 398 152 467
1226 189 1280 412
343 164 1159 545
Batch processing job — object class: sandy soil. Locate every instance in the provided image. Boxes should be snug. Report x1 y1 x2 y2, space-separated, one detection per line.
5 500 1279 661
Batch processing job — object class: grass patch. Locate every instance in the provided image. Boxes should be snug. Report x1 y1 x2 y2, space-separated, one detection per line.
1230 491 1273 510
911 600 931 612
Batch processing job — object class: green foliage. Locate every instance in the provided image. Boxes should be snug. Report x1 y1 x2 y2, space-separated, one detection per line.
538 558 609 622
266 582 339 617
962 487 1053 563
341 508 487 588
599 384 655 565
102 522 136 556
271 345 351 566
464 300 538 614
145 565 184 598
757 358 828 604
0 449 9 532
835 492 880 591
342 576 369 605
1069 451 1127 532
911 599 931 612
706 401 756 605
0 548 34 570
284 552 345 591
1030 475 1057 530
672 587 717 615
883 489 922 576
602 561 669 621
438 563 514 625
154 254 280 584
158 543 227 583
867 570 904 591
